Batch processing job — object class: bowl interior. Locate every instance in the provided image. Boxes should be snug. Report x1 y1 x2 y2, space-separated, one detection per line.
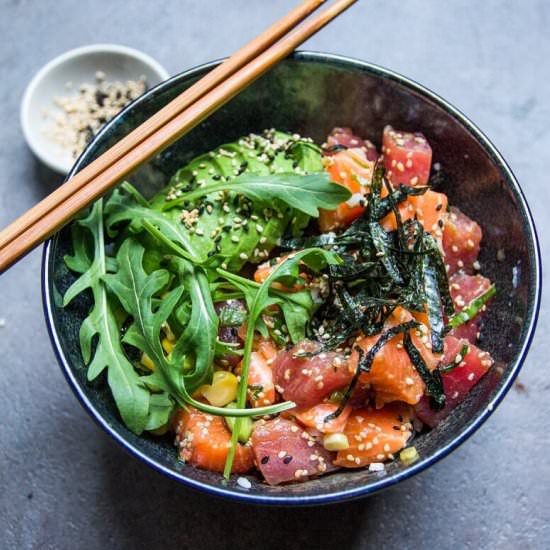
43 53 539 504
22 45 169 173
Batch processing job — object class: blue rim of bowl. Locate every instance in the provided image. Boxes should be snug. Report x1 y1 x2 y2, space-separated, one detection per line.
42 51 542 506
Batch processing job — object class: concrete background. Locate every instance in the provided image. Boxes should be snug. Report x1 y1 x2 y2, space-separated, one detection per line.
1 1 548 548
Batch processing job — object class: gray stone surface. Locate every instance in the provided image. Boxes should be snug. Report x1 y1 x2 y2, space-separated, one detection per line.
0 0 548 548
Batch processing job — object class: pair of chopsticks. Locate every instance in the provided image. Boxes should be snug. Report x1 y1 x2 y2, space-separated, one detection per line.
0 0 357 274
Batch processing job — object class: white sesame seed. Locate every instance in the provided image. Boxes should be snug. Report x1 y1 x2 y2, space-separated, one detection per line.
237 477 252 489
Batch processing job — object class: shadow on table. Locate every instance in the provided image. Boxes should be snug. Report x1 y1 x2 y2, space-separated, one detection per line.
28 154 66 199
98 434 412 550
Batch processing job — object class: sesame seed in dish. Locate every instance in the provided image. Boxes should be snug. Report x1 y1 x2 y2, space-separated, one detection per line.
43 71 147 160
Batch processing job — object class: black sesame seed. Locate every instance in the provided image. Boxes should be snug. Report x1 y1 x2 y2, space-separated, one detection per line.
283 455 293 464
261 456 269 464
95 90 108 106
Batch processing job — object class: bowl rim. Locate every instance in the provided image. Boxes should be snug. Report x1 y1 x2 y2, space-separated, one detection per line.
42 50 542 505
20 43 170 174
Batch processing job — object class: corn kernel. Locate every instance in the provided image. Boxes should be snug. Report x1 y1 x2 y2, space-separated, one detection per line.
163 323 176 342
194 384 210 399
140 352 155 371
323 433 350 451
162 337 174 355
399 446 419 465
201 371 238 407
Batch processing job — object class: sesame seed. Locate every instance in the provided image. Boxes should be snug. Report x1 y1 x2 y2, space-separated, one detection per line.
237 477 252 489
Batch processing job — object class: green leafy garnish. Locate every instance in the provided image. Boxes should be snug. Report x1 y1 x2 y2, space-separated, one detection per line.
163 172 351 218
103 238 294 419
440 344 470 373
63 202 153 435
446 285 496 330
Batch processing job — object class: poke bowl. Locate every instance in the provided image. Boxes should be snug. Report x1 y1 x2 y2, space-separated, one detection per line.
42 52 541 505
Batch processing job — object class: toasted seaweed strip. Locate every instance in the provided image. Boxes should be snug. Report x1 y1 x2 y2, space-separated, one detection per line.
423 234 454 317
365 164 385 224
324 321 419 421
382 177 407 249
328 261 377 280
423 255 445 353
369 222 404 284
403 332 445 409
371 184 429 222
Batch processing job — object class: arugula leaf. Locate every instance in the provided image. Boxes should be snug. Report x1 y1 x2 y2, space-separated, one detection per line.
223 248 341 478
104 238 294 419
63 202 150 435
105 189 203 262
163 172 351 218
167 256 219 391
103 238 182 392
216 268 317 345
279 289 315 343
144 393 175 431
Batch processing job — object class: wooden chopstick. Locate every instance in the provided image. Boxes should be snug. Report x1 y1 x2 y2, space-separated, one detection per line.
0 0 325 253
0 0 357 274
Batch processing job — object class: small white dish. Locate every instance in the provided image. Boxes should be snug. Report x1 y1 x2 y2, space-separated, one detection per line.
21 44 170 174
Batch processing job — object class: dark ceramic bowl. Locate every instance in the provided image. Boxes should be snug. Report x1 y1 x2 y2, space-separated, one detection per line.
42 52 541 505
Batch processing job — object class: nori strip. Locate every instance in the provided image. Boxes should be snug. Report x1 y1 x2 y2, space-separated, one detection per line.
403 332 445 409
423 255 445 353
369 222 404 284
